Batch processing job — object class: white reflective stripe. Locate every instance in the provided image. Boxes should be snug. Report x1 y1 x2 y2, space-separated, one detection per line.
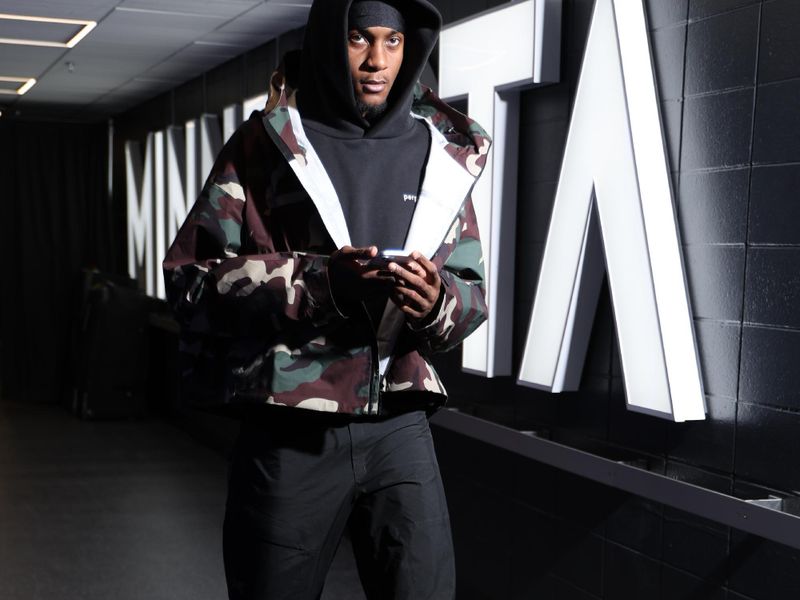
376 116 477 377
402 116 476 259
284 93 351 249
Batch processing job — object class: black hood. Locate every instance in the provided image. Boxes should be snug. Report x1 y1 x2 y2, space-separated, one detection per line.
298 0 442 139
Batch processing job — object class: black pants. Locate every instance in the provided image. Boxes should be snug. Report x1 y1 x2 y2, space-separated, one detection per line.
223 409 455 600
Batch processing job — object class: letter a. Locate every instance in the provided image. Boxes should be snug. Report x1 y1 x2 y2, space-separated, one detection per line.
518 0 706 421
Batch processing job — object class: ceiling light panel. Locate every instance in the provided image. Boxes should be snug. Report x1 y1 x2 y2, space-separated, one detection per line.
0 77 19 91
0 76 37 95
0 13 96 48
0 19 78 41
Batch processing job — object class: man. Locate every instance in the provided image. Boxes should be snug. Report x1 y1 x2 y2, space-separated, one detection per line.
163 0 490 598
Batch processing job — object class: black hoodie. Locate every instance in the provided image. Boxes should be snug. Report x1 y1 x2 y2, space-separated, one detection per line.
297 0 443 251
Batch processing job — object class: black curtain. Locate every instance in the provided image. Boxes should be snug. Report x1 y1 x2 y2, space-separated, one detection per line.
0 120 117 404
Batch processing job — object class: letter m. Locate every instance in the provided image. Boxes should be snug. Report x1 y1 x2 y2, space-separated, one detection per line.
125 134 155 296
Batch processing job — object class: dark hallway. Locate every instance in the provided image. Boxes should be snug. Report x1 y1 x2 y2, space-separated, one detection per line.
0 402 228 599
0 403 365 599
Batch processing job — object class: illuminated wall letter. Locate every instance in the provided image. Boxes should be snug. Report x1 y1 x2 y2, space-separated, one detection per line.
185 120 199 208
125 134 155 296
166 126 190 255
439 0 561 377
125 93 278 299
198 114 222 183
223 104 243 142
518 0 706 422
242 93 268 121
153 130 166 299
224 92 268 142
127 130 171 299
129 115 223 297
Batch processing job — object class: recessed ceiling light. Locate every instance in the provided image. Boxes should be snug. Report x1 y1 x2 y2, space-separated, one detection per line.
0 76 37 95
0 13 96 48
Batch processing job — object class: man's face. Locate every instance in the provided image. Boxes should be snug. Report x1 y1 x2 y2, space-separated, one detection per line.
347 26 404 118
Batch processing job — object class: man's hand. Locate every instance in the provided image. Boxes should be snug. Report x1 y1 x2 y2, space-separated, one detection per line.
387 251 442 323
329 246 395 310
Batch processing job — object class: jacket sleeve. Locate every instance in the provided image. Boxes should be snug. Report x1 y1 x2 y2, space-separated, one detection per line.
408 195 487 353
162 127 344 338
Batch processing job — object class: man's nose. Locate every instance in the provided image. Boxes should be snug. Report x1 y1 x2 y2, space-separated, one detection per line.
365 45 387 70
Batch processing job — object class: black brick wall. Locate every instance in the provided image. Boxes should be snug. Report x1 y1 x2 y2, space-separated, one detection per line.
427 0 800 598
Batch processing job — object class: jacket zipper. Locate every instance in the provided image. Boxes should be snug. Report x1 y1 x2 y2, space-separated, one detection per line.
362 207 469 415
362 301 381 415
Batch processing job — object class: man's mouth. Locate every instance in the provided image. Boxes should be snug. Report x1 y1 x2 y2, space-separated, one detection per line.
361 80 387 93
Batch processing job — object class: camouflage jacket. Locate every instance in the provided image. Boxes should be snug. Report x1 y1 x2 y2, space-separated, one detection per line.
163 70 491 416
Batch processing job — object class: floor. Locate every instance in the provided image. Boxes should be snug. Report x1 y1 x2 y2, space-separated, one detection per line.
0 402 366 600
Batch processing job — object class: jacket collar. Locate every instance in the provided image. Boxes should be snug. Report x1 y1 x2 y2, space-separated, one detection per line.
261 72 491 255
262 72 491 185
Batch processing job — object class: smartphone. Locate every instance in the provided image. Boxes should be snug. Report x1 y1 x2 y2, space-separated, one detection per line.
367 249 414 268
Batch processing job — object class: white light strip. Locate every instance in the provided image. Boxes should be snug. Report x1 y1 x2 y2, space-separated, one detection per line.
65 21 96 48
0 13 96 48
16 77 36 94
0 76 37 95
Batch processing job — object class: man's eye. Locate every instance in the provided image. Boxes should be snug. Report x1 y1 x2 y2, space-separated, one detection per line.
387 37 401 47
349 33 365 44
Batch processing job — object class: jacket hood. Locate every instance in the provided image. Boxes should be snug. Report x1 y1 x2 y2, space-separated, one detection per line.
298 0 442 139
